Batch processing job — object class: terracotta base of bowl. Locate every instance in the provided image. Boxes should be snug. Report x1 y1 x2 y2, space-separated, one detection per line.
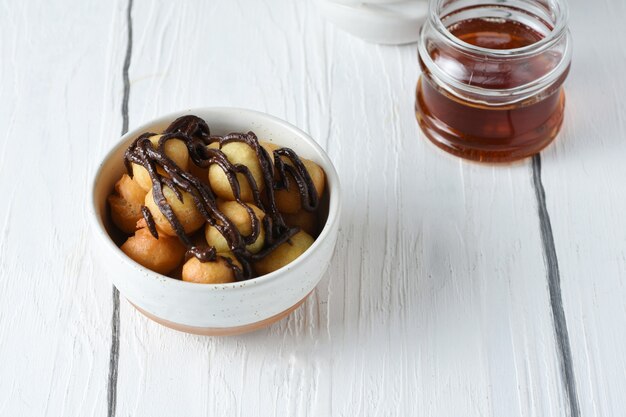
131 292 311 336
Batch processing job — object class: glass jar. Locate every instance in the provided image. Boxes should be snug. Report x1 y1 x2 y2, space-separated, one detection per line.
416 0 573 162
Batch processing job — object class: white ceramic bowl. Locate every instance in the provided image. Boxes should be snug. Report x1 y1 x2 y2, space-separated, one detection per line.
91 108 341 335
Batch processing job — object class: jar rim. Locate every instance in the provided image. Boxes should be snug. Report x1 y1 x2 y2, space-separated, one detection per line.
419 0 573 104
429 0 570 57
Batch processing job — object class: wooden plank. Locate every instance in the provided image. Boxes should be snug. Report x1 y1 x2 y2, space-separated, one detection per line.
539 0 626 416
0 1 127 416
114 0 569 415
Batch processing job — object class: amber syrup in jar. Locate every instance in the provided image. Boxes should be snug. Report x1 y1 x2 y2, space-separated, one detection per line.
416 1 572 162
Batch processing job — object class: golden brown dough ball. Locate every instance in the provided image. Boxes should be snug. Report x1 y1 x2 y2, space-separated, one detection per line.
109 195 142 234
260 141 279 154
254 230 314 276
205 201 266 254
116 174 146 205
144 186 205 236
135 218 148 229
208 141 265 202
121 228 186 275
132 134 190 191
108 174 147 234
282 210 318 236
275 158 325 214
182 253 241 284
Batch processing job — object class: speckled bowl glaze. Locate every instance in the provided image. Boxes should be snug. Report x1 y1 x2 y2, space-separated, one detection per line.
91 108 341 335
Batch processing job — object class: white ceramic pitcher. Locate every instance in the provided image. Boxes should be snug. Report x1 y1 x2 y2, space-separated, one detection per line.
316 0 428 45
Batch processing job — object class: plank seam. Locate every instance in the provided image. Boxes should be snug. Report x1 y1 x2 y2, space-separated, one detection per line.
107 0 133 416
531 154 580 417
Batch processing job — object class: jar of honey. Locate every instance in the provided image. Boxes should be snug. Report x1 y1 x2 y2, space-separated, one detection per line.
416 0 572 162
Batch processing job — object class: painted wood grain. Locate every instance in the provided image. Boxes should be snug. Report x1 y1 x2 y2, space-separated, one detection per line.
539 1 626 416
0 0 128 416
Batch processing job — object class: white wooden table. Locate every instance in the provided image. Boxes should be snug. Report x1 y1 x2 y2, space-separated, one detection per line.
1 0 624 416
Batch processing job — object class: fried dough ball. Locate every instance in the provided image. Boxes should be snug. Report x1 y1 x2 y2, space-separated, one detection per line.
275 158 325 214
108 174 147 234
254 230 314 276
282 210 318 236
205 201 266 254
116 174 146 205
260 141 326 214
182 253 242 284
144 186 204 236
132 134 190 191
109 195 141 234
260 141 279 154
208 141 265 202
121 228 186 275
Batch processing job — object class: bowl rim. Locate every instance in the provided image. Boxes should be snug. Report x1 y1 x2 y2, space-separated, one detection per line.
91 107 342 291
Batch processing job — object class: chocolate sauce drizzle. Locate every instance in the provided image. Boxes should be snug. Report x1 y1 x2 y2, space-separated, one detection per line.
123 115 319 281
